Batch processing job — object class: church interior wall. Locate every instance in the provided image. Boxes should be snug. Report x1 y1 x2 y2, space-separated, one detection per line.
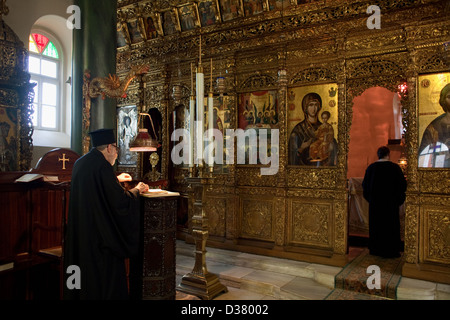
2 0 449 292
113 0 450 282
3 0 73 167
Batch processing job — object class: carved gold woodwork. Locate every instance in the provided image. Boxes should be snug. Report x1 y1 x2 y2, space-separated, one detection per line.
0 2 34 171
288 199 333 249
82 64 150 154
203 195 226 237
240 197 274 241
116 0 450 280
421 205 450 265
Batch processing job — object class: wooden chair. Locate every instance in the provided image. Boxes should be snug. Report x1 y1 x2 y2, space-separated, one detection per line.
28 148 79 299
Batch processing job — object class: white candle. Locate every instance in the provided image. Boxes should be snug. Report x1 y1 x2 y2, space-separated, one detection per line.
208 58 214 167
196 67 204 164
189 96 195 167
189 63 194 167
208 93 214 167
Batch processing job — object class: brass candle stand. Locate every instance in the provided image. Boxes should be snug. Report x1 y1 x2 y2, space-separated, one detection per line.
177 165 228 300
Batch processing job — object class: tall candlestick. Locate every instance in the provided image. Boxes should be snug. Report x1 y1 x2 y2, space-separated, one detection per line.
208 58 214 167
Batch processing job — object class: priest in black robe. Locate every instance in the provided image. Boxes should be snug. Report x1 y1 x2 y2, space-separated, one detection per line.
362 146 406 258
64 129 148 300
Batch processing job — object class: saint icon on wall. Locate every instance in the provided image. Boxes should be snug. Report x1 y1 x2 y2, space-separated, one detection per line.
0 108 17 172
418 73 450 168
198 0 218 27
288 85 338 166
117 105 138 166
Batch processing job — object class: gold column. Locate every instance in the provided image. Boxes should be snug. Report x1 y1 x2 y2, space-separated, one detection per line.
177 168 228 300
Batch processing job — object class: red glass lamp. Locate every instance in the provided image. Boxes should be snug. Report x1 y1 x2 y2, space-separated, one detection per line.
129 113 159 152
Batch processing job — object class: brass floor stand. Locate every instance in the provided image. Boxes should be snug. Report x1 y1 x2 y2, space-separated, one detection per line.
177 169 228 300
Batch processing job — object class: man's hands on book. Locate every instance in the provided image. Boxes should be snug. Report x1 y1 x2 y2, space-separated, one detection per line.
135 182 149 194
117 173 148 193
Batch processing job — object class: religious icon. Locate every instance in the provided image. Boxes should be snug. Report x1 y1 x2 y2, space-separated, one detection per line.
144 15 159 40
127 19 144 44
242 0 265 16
238 91 278 165
117 105 138 166
239 90 278 130
267 0 291 11
219 0 243 22
177 4 199 32
418 72 450 168
0 107 18 171
198 0 219 27
161 9 179 36
116 13 130 47
205 95 232 173
117 25 128 47
287 84 338 166
172 104 188 168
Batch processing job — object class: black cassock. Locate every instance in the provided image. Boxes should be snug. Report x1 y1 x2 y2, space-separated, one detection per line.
64 148 140 300
362 160 406 258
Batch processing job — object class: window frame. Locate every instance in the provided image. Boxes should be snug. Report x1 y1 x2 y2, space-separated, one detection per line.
28 32 63 132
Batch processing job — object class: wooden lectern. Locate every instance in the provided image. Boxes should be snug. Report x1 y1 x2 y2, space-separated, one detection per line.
129 190 180 300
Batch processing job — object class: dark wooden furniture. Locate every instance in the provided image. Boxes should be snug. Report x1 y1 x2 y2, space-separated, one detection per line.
0 148 79 299
129 191 180 300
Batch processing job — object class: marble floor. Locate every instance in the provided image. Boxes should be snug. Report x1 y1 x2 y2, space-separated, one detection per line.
175 240 450 300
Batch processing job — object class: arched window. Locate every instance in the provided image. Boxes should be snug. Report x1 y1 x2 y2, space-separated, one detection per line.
28 32 61 130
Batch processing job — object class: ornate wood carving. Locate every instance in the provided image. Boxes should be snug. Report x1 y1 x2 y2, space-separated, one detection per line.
116 0 450 277
204 195 226 237
288 200 332 248
0 5 34 171
240 197 274 241
422 203 450 265
82 65 149 154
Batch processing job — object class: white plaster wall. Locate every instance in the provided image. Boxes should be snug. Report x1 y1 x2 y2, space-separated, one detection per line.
3 0 74 166
3 0 73 45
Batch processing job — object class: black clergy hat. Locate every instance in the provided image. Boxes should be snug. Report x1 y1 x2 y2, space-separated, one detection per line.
89 128 116 147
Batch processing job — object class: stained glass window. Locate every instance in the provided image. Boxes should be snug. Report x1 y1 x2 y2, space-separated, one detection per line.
29 36 39 54
29 33 59 59
42 41 59 59
28 33 60 130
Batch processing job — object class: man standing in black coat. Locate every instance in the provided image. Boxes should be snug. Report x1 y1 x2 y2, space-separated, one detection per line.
362 146 407 258
64 128 148 300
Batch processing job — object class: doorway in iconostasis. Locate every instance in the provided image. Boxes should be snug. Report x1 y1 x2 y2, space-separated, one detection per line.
347 86 406 248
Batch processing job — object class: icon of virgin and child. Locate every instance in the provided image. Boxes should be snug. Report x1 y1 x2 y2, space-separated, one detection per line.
289 92 338 166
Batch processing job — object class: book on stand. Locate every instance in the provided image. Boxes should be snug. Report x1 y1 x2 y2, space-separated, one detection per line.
14 173 59 183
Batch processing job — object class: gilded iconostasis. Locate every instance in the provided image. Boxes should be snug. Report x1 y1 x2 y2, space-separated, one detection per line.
114 0 450 283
